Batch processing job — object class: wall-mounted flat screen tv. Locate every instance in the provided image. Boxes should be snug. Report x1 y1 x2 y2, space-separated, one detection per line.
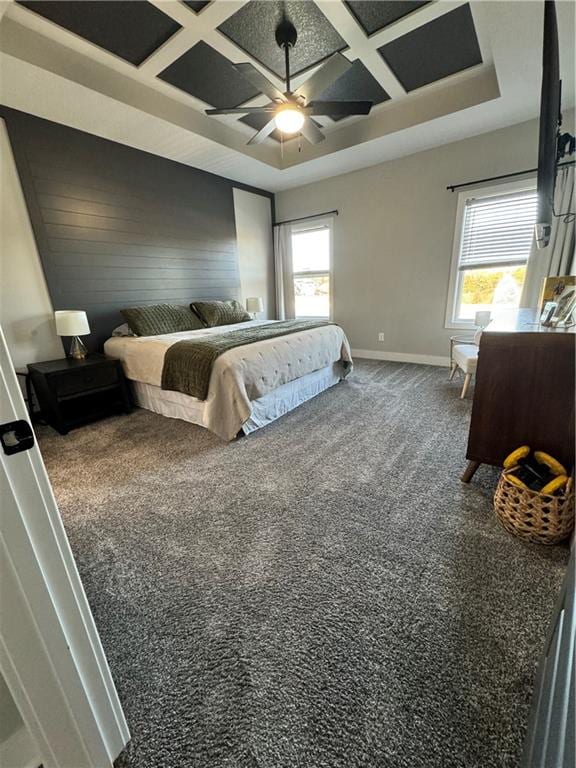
535 0 574 249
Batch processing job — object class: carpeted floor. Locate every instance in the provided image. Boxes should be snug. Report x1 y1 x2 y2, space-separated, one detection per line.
37 360 568 768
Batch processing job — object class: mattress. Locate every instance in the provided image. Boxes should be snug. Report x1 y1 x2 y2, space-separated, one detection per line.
104 320 352 440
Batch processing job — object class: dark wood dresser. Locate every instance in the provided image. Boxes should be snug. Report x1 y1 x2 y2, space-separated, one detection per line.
28 354 132 435
462 310 575 482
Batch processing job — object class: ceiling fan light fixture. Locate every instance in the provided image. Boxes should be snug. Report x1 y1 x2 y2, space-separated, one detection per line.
274 104 305 134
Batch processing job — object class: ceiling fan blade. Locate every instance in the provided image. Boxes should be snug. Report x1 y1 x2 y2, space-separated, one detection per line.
206 107 277 115
294 53 352 104
300 117 325 145
306 100 373 117
234 63 287 103
247 117 278 145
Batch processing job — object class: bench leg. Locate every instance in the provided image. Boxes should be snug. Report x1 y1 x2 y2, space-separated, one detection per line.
460 373 472 398
449 362 458 380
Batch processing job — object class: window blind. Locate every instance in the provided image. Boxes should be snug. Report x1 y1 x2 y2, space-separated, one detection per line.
458 189 538 270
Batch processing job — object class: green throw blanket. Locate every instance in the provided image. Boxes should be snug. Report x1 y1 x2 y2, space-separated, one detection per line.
161 319 335 400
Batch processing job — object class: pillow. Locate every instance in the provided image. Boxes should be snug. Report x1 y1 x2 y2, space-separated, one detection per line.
111 323 135 337
191 299 251 328
120 304 204 336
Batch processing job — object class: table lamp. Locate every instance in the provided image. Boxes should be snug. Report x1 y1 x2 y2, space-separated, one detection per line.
246 297 264 319
55 310 90 359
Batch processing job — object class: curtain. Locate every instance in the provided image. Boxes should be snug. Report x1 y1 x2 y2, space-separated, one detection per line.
521 165 575 308
274 223 295 320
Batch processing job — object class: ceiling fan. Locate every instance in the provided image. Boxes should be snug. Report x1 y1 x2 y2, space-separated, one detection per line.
205 18 373 145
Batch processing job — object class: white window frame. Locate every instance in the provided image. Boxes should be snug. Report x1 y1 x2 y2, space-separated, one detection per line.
445 178 536 330
291 216 333 320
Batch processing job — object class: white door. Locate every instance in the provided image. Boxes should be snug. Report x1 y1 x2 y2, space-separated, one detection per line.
0 326 130 768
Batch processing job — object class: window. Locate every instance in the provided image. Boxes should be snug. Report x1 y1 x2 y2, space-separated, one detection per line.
291 220 332 319
446 182 537 327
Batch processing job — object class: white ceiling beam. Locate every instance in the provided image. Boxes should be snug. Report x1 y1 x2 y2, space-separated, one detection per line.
367 0 470 49
141 0 249 75
468 1 495 68
148 0 248 29
138 26 202 75
314 0 405 99
143 0 290 97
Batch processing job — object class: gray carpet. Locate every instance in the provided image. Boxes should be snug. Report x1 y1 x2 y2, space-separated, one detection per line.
37 360 568 768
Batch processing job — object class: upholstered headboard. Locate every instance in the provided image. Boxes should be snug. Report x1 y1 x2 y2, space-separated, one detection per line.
2 106 274 352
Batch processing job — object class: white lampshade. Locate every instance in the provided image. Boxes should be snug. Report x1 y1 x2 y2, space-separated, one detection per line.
246 297 264 313
474 310 491 328
55 310 90 337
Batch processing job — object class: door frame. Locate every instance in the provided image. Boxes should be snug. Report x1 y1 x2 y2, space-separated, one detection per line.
0 326 129 768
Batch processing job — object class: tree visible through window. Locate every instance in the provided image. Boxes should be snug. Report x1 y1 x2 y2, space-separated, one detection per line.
446 184 537 326
291 225 331 318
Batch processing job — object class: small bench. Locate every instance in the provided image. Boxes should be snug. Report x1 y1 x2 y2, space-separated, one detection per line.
450 343 478 398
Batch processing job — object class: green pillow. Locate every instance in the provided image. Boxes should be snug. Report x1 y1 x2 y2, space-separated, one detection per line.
120 304 204 336
191 300 251 328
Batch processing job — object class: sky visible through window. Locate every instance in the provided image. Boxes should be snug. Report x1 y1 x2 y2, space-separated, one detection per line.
292 227 330 318
292 229 329 272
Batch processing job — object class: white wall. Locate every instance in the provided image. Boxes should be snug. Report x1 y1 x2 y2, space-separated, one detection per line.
233 188 275 319
275 113 575 363
0 120 64 369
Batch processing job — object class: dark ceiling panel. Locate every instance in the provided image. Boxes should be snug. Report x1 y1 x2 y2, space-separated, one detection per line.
17 1 181 66
315 59 389 122
218 0 347 80
158 41 261 108
345 1 430 35
378 4 482 91
183 1 211 12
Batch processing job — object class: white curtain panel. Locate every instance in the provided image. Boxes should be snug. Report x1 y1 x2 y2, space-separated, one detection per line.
521 165 575 308
274 223 295 320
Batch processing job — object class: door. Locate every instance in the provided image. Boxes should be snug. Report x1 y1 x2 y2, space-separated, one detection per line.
0 326 130 768
523 547 575 767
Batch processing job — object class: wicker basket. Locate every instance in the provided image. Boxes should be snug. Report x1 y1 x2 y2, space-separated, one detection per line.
494 469 575 545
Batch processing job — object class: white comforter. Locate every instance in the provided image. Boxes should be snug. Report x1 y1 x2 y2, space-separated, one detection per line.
104 320 352 440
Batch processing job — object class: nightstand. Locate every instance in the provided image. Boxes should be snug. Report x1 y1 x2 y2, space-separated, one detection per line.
28 354 132 435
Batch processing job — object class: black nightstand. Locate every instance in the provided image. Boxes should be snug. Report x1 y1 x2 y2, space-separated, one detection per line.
28 354 132 435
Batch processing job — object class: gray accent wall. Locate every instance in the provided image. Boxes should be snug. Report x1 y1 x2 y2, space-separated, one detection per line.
1 106 273 352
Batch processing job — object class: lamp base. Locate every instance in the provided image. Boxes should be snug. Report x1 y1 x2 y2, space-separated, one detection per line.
69 336 87 359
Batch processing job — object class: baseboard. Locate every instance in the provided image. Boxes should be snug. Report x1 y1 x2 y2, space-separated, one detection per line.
351 348 450 367
0 726 40 768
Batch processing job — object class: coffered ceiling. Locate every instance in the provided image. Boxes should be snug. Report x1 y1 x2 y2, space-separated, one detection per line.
0 1 574 191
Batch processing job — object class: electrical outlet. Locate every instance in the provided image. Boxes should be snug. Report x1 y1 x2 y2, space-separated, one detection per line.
378 332 385 342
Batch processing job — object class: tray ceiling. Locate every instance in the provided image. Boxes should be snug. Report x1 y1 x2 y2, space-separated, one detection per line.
2 1 573 190
12 0 486 140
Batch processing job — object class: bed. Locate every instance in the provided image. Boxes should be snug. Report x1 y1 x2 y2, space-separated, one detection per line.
104 319 352 440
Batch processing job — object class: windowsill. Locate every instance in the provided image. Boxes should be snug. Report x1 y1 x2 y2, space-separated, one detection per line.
445 319 477 330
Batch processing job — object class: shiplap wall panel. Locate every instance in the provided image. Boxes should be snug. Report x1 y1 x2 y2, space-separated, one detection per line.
2 107 273 352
